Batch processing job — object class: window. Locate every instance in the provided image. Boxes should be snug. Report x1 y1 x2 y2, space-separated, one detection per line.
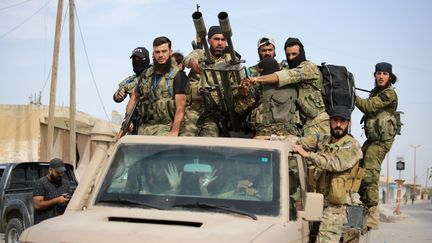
96 144 281 216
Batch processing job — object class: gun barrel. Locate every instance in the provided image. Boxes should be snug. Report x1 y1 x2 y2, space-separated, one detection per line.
217 12 237 62
217 12 232 38
192 11 207 40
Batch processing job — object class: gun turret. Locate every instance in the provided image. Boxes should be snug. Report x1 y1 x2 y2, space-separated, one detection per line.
191 11 250 137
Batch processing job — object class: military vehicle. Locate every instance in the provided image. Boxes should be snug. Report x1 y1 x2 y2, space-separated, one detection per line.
19 135 330 243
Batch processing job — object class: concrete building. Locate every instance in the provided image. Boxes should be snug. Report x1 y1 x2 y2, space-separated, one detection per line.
0 104 118 179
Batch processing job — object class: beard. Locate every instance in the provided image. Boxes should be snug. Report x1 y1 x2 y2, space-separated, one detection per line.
153 57 172 74
331 126 348 139
210 48 224 58
49 173 63 186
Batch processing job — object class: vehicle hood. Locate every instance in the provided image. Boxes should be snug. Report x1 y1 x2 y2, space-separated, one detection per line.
20 207 278 243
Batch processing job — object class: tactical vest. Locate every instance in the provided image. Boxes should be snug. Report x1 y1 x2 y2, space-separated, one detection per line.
363 87 399 141
306 135 364 205
297 82 326 120
249 83 300 128
364 111 398 141
139 66 179 124
310 163 364 205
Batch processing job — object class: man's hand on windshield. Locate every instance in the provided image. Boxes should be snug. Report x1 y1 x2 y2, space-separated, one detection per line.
198 169 218 196
164 163 182 192
199 169 218 188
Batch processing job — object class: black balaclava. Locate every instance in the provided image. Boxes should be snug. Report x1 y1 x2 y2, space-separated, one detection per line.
153 56 172 74
132 59 150 76
258 57 280 75
284 37 306 69
130 47 150 76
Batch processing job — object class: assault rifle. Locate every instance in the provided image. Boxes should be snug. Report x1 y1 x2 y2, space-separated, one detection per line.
197 88 230 136
117 100 139 139
192 11 250 137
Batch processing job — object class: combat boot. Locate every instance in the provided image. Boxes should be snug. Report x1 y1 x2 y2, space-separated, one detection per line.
366 206 379 230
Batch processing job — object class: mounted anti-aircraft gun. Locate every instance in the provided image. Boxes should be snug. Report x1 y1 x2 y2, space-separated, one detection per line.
192 11 251 137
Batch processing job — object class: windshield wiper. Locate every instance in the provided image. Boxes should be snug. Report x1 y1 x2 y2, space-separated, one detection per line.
98 197 164 210
172 202 257 220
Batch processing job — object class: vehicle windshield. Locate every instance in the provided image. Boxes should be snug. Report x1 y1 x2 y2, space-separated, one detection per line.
96 143 280 216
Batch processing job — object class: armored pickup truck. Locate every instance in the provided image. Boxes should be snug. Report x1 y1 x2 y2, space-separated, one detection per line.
0 162 77 243
20 136 368 243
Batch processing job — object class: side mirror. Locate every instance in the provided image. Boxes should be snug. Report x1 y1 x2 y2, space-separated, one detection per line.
298 192 323 222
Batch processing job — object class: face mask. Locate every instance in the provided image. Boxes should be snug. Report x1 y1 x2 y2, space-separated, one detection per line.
132 59 150 76
286 49 306 69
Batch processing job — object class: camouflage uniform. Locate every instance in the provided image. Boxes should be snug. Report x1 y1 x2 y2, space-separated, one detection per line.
114 74 139 102
136 65 182 135
248 63 302 137
275 60 330 136
299 134 363 243
183 49 238 137
356 86 398 226
247 64 260 78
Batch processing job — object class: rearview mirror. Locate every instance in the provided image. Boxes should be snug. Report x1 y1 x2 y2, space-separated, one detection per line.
183 163 212 173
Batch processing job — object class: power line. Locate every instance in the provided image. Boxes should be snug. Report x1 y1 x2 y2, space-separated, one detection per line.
0 0 35 11
0 0 52 40
74 4 112 124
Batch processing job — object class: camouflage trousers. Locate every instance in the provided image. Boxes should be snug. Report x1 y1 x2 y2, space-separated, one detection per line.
180 107 218 137
359 139 394 208
138 123 171 136
302 112 330 137
255 123 302 137
317 204 347 243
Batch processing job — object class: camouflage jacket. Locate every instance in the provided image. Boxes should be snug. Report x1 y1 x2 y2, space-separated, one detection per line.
274 60 326 121
356 86 398 141
356 86 398 118
299 134 362 172
113 74 139 103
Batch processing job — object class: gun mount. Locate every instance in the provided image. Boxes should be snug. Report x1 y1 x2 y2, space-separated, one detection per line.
191 11 250 137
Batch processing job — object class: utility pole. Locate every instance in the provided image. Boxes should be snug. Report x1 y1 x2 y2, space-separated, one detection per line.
47 0 64 159
426 167 430 189
410 144 421 198
69 0 77 168
386 153 390 203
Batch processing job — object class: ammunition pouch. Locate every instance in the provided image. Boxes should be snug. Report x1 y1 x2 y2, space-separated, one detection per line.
364 111 398 141
249 84 299 128
143 98 175 125
310 162 364 205
297 85 325 119
326 173 346 205
346 163 365 193
307 165 328 194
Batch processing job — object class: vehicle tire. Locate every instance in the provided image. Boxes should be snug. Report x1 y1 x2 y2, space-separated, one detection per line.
5 218 24 243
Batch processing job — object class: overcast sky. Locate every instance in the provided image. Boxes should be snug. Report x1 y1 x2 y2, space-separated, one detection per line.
1 0 431 185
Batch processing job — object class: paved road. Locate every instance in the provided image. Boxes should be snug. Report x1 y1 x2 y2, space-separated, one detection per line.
370 199 432 243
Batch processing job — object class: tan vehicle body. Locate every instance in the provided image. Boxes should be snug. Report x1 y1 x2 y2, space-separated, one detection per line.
20 136 324 243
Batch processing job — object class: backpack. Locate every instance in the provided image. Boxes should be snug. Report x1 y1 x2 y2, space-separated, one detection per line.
318 63 356 113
